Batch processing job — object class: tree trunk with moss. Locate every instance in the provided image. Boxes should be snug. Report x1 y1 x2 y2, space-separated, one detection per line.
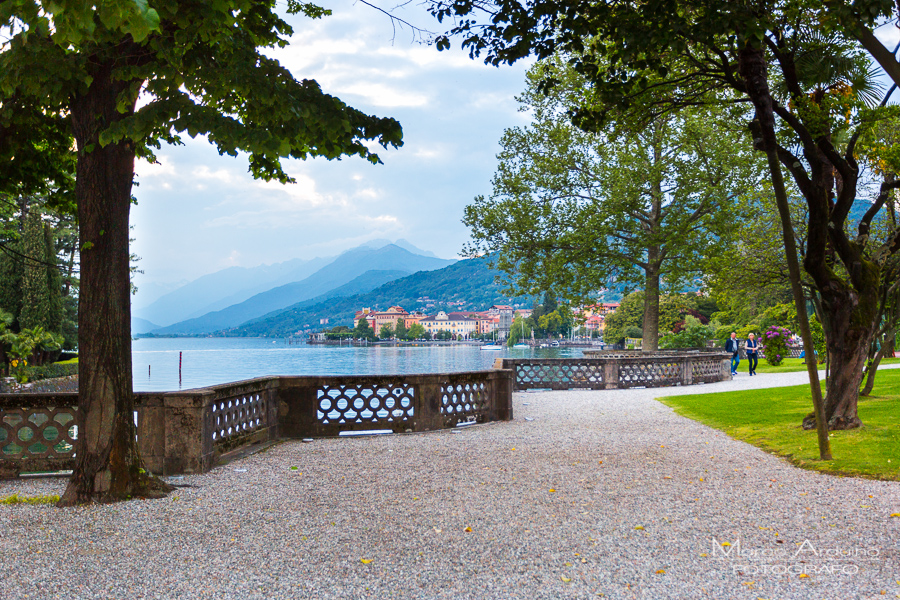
59 61 172 506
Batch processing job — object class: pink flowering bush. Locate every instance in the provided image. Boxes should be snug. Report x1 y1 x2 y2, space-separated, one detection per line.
761 325 792 366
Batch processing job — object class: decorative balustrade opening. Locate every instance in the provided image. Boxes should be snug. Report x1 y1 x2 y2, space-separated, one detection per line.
317 383 415 426
1 370 512 479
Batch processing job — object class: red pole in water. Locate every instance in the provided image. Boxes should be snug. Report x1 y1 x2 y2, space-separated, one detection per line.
179 351 182 383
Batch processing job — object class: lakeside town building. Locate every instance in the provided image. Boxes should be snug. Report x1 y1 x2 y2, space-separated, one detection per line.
419 311 479 338
354 306 409 331
577 303 620 334
347 304 568 340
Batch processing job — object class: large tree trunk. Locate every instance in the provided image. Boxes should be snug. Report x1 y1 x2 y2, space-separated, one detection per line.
59 61 171 505
642 258 660 352
802 277 877 430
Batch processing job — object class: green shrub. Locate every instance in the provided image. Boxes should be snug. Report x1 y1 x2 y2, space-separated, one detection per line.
659 315 716 349
623 325 643 339
27 362 78 382
761 325 793 366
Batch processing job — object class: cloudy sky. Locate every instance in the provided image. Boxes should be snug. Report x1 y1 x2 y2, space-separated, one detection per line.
130 5 900 306
131 0 532 305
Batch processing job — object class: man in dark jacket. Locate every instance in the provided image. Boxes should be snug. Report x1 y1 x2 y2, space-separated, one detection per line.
725 332 740 376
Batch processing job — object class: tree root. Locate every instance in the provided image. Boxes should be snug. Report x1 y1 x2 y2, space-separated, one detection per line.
801 412 863 431
58 471 176 507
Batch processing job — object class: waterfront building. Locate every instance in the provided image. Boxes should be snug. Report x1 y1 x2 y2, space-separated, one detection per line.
419 311 479 339
354 306 410 332
488 305 515 338
403 312 426 328
577 303 620 334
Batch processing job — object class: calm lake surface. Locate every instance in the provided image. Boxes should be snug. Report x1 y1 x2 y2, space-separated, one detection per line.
132 337 588 392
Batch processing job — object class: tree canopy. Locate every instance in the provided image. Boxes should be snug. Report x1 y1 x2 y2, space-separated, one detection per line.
464 59 762 349
0 0 403 505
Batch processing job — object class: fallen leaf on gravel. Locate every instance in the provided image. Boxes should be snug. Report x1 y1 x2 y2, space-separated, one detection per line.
663 476 672 480
360 559 373 564
290 466 298 470
699 478 704 482
889 513 900 517
742 581 755 587
634 526 645 530
433 528 442 533
464 526 473 532
549 489 556 493
565 562 573 567
799 574 809 579
699 553 708 557
560 575 572 582
655 569 666 574
720 542 731 547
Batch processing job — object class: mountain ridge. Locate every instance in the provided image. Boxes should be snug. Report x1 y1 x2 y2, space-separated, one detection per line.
149 244 456 335
219 256 529 337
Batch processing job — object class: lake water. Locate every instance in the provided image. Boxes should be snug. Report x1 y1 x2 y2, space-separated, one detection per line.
132 338 588 392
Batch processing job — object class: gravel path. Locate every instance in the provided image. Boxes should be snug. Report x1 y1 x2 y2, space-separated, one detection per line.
2 368 899 600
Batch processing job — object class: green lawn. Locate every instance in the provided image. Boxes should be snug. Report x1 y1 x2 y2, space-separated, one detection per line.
745 356 900 374
659 368 900 480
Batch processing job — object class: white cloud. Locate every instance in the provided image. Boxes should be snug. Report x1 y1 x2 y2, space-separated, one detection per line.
191 166 238 184
335 82 429 107
134 156 176 179
364 214 399 225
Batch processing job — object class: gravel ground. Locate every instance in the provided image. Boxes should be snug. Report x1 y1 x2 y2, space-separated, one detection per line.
2 368 899 600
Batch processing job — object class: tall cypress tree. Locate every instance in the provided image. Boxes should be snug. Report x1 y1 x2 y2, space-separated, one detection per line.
19 210 53 331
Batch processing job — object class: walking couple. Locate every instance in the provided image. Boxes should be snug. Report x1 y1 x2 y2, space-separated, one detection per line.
726 332 759 376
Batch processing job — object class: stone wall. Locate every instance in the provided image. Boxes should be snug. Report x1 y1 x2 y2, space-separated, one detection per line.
0 369 513 479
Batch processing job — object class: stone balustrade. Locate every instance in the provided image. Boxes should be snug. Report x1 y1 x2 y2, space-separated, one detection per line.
0 369 513 479
495 352 732 391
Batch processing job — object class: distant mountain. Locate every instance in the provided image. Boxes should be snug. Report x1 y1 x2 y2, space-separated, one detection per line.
238 269 411 322
131 317 161 335
134 255 335 327
150 244 456 335
132 279 190 309
224 256 529 337
361 238 438 258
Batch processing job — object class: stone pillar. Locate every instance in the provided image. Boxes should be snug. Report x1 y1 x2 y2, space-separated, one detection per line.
165 392 213 475
681 357 693 386
491 370 514 421
417 378 444 431
136 390 214 475
276 378 318 438
603 360 619 389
